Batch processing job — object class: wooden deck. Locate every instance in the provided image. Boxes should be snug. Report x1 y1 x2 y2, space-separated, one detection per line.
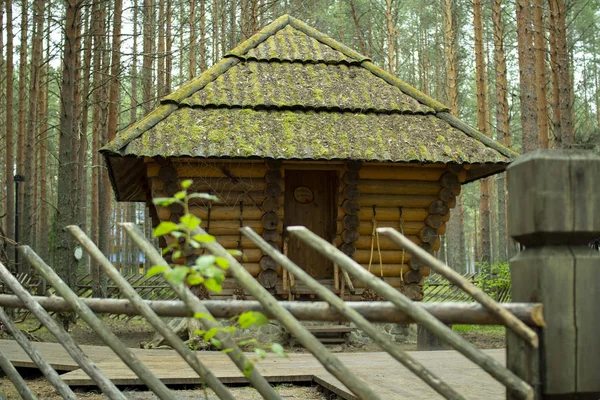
0 339 506 399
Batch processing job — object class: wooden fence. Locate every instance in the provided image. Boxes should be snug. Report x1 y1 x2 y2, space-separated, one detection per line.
0 222 538 400
0 150 598 400
424 272 511 303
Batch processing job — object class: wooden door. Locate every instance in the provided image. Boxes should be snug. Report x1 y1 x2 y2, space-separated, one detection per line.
284 170 337 278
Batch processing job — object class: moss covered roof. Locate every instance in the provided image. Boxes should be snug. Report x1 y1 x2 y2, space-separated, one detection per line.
102 14 518 201
124 108 506 163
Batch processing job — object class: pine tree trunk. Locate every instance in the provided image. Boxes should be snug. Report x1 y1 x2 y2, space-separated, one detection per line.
79 3 92 253
16 0 28 264
0 0 5 238
200 0 206 71
4 0 14 250
157 0 165 95
229 0 236 48
473 0 491 265
516 0 539 152
443 0 464 272
492 0 510 263
91 0 107 296
55 0 79 289
548 0 572 147
127 0 139 274
212 0 218 65
38 13 51 263
23 0 42 256
165 0 172 92
142 0 155 114
26 0 45 254
533 0 548 148
98 0 114 295
189 0 196 79
349 0 366 55
385 0 394 73
107 0 122 142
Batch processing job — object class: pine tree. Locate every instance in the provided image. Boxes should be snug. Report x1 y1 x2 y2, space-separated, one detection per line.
473 0 491 264
55 0 79 289
516 0 539 151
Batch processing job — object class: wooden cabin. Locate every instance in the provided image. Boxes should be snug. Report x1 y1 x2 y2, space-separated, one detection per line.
102 15 517 301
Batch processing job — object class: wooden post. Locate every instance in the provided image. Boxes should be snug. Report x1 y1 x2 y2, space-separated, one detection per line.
507 150 600 399
417 324 451 351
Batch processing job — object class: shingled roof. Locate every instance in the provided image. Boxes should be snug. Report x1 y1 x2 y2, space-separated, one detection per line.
102 15 518 202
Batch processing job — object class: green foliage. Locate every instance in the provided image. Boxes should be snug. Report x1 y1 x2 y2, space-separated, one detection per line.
149 180 286 366
475 262 511 298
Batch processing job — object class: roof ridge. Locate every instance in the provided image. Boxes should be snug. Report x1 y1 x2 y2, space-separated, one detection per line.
437 112 519 158
226 14 292 58
287 17 370 63
360 61 450 113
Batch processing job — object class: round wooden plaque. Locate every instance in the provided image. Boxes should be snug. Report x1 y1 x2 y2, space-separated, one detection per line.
294 186 314 204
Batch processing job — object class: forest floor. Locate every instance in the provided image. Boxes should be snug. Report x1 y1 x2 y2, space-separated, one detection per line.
0 317 505 399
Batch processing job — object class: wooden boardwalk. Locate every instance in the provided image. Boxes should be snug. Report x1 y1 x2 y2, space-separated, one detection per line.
0 339 505 399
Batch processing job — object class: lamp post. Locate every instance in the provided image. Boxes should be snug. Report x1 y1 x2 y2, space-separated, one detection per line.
13 175 24 269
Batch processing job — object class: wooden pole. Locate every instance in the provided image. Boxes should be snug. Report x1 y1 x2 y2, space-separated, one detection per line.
288 226 534 400
507 150 600 399
19 246 176 400
120 223 282 400
0 295 544 326
242 227 466 400
378 227 538 348
0 262 127 400
0 308 77 399
66 225 236 400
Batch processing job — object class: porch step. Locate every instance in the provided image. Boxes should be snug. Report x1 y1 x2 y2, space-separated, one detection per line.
285 325 357 346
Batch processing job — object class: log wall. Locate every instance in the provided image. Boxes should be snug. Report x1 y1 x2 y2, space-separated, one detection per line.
146 158 464 300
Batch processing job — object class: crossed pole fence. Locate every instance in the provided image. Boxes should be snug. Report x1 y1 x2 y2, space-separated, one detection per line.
0 224 541 400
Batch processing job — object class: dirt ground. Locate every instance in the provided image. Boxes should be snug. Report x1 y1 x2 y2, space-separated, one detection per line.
0 376 327 399
0 316 505 399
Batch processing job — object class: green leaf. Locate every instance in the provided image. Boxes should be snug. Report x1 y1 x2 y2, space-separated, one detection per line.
165 266 189 285
254 348 267 359
147 265 169 277
253 312 269 327
203 278 222 293
210 338 222 349
215 257 229 270
271 343 286 357
192 234 215 243
243 362 254 377
172 250 182 260
170 231 184 238
187 273 204 286
238 338 258 346
203 328 218 342
188 193 220 202
195 255 216 269
153 197 176 207
153 222 179 237
238 311 269 329
174 190 186 200
181 179 193 189
193 312 215 322
222 348 234 353
227 249 243 257
179 214 201 231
